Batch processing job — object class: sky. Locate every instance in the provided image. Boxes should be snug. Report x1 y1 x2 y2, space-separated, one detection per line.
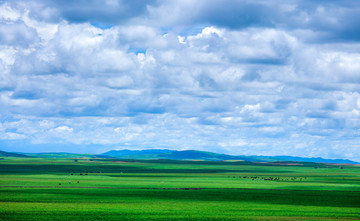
0 0 360 161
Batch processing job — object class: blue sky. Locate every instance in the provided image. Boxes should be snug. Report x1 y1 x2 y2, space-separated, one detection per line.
0 0 360 161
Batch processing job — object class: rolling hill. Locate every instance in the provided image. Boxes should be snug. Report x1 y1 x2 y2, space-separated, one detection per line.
0 150 33 158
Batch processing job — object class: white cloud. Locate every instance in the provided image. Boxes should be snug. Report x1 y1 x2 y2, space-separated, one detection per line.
1 132 26 140
52 126 73 133
241 104 261 113
219 139 247 148
114 126 143 141
0 22 39 47
0 3 21 21
39 120 54 128
188 26 224 41
260 126 284 134
0 1 359 161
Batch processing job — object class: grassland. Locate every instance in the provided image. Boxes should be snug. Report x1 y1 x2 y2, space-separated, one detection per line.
0 157 359 220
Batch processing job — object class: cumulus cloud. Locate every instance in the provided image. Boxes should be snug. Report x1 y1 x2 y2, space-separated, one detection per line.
0 0 359 161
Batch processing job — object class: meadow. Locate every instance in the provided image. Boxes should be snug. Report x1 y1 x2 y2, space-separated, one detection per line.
0 157 359 220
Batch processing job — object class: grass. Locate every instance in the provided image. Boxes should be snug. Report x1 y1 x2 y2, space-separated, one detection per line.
0 157 359 220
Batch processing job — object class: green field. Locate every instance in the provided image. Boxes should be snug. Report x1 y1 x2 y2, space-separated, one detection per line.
0 157 359 220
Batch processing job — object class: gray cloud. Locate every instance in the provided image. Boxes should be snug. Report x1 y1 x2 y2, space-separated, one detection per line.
149 0 360 43
18 0 158 24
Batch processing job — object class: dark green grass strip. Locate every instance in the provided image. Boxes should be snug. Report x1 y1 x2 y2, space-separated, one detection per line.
1 187 359 208
0 164 291 174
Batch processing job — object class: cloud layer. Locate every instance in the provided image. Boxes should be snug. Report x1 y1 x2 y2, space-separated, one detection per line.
1 0 360 161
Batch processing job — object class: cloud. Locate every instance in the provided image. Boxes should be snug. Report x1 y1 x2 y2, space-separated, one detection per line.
51 126 73 133
0 1 359 161
149 0 360 43
22 0 158 25
0 132 26 140
0 21 39 47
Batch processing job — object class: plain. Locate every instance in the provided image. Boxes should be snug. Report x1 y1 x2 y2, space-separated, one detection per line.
0 157 359 220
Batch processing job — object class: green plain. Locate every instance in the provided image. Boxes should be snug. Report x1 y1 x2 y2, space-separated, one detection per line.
0 157 359 220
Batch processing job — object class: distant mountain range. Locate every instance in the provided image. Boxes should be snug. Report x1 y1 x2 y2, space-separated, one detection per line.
258 156 359 164
0 149 359 164
102 149 260 161
101 149 359 164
